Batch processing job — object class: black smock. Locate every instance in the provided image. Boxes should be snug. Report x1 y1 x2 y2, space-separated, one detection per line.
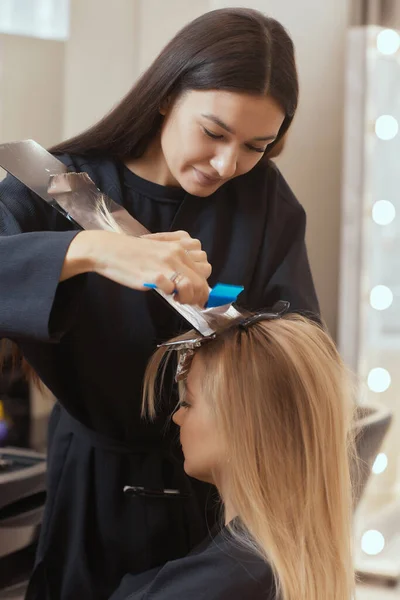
108 523 275 600
0 154 319 600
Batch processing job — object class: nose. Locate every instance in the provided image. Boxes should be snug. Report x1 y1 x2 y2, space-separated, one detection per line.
210 147 237 179
172 406 183 427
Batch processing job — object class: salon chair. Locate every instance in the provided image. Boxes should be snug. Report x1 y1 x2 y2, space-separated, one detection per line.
352 402 393 510
0 447 46 598
351 402 400 586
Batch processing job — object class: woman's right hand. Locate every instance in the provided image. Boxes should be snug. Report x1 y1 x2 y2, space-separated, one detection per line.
61 230 211 307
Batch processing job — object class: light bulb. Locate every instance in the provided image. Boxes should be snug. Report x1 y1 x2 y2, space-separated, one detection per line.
367 368 391 393
370 285 393 310
375 115 399 140
372 453 388 475
377 29 400 55
361 530 385 555
372 200 396 225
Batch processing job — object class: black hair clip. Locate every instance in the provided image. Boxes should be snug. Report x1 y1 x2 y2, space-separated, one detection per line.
239 300 290 330
123 485 191 499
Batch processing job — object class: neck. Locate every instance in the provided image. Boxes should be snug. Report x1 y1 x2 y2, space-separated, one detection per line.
215 475 237 525
224 498 237 526
124 135 180 187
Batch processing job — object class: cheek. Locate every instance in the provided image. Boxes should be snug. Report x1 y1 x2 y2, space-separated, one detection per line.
162 120 210 167
236 151 264 176
180 414 224 482
180 132 212 169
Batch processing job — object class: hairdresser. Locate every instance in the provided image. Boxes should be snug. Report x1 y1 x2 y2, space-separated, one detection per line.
0 8 319 600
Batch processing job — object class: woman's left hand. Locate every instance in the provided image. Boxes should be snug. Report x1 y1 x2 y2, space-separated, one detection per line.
141 231 212 280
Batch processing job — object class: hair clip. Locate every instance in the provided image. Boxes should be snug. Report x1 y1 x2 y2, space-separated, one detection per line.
157 335 217 382
158 338 204 351
123 485 191 499
239 300 290 330
157 333 216 351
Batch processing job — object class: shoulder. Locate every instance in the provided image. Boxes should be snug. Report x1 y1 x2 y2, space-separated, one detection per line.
227 160 305 217
54 153 123 204
155 532 275 599
0 152 121 232
111 532 275 600
53 152 117 181
0 169 55 232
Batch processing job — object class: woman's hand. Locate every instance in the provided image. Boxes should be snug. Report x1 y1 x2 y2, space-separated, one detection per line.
141 231 212 280
61 230 211 307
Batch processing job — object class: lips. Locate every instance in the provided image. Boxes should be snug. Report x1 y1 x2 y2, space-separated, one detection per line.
193 167 222 185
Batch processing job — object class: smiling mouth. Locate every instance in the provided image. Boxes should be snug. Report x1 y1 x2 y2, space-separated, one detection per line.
193 167 222 185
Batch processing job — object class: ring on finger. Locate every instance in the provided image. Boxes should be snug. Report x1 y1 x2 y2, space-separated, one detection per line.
170 272 184 286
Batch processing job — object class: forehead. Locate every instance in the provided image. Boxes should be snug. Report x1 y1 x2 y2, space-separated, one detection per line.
177 89 285 136
186 353 204 391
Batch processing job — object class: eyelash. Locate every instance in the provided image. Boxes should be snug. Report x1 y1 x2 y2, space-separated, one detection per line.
202 127 267 154
179 400 191 409
203 127 223 140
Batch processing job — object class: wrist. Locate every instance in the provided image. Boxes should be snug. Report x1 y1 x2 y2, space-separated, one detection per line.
76 230 103 274
62 231 100 280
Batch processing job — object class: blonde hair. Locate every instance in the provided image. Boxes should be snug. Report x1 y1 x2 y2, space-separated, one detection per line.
143 313 357 600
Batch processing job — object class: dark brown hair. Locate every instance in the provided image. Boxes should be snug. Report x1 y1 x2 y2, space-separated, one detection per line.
50 8 298 160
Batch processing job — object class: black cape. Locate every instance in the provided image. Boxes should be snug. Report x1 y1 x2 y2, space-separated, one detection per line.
0 154 318 599
108 524 275 600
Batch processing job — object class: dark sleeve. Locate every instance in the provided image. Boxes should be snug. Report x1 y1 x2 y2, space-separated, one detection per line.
108 551 274 600
0 173 86 342
244 166 320 320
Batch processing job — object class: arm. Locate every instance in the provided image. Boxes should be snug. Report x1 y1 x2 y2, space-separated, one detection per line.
0 175 210 342
0 174 87 341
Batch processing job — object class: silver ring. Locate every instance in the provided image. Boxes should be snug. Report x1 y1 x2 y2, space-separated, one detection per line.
170 272 183 286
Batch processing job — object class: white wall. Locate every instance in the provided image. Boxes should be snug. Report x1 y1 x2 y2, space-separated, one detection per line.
137 0 210 73
0 34 64 147
63 0 138 138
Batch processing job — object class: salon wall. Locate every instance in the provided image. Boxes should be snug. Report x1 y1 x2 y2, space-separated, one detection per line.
137 0 210 73
63 0 138 138
0 34 64 148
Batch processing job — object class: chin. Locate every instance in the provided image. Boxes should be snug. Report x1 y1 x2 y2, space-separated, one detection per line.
181 181 219 198
179 171 224 198
183 461 215 485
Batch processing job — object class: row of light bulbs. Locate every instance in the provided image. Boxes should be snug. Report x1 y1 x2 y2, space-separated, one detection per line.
357 28 400 562
365 30 399 403
362 451 390 555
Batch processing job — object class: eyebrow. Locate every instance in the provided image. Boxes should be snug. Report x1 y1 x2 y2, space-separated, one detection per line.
201 113 277 142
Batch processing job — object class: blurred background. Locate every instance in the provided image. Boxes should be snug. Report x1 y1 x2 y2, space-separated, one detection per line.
0 1 400 598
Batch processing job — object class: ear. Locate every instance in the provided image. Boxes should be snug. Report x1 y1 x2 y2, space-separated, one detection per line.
160 96 172 116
